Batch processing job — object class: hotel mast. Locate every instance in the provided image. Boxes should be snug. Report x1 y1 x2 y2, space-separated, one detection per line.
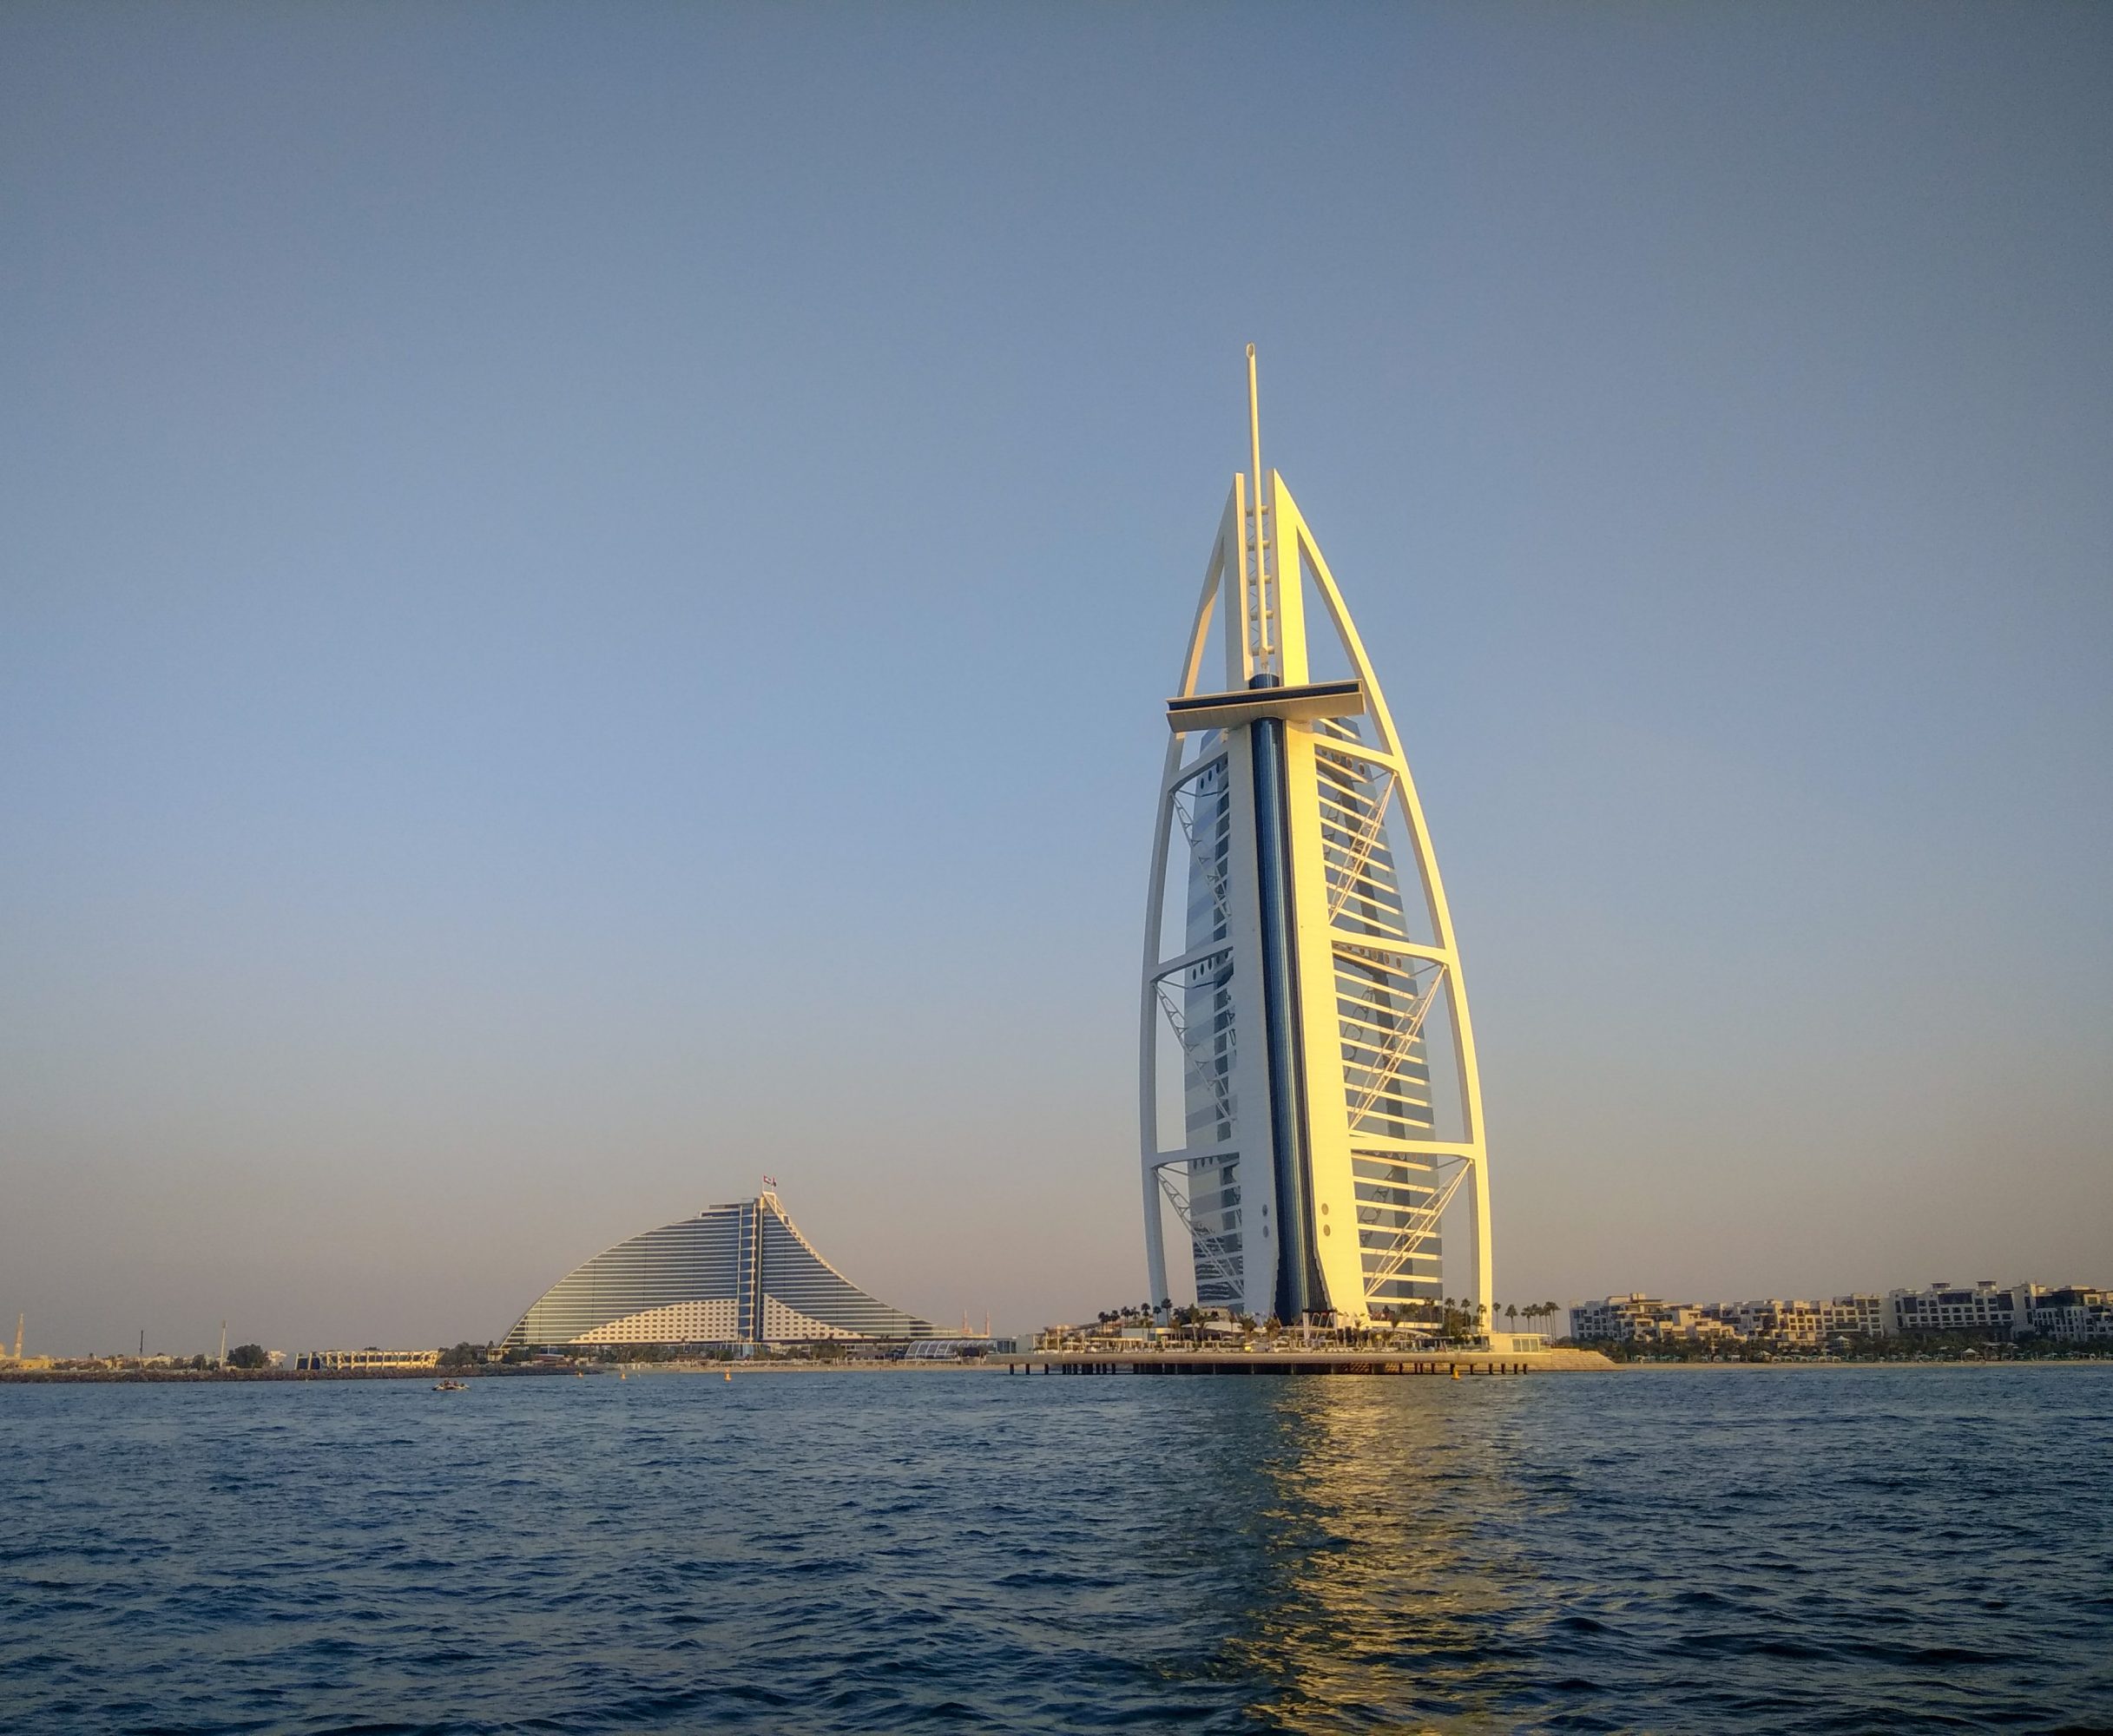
1141 350 1493 1330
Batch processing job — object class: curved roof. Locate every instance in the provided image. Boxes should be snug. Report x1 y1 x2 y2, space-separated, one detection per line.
502 1193 934 1347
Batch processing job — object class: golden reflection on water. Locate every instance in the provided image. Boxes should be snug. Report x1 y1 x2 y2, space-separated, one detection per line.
1225 1379 1538 1733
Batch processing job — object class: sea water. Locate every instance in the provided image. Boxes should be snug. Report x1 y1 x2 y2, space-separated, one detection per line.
2 1365 2108 1733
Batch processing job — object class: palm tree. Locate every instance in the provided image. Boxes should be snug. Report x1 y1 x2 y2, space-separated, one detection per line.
1505 1302 1518 1333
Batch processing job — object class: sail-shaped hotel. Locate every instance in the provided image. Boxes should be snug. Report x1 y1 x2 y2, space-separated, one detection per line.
1142 351 1493 1330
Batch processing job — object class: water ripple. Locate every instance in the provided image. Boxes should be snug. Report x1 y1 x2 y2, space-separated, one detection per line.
1 1367 2109 1730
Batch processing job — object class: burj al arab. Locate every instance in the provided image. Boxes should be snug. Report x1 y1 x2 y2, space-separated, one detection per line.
1142 350 1493 1331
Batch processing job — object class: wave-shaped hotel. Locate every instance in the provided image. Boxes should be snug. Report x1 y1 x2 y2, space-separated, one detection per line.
1141 350 1495 1331
502 1191 934 1351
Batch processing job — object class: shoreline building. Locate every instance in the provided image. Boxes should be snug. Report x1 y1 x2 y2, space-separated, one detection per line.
1884 1280 2023 1338
1568 1295 1888 1347
293 1348 440 1372
1569 1282 2111 1345
2021 1285 2113 1342
1140 351 1494 1330
501 1190 934 1351
1886 1279 2111 1342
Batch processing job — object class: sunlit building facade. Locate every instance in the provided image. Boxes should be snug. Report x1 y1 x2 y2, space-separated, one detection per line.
293 1348 440 1371
1569 1284 2113 1345
501 1192 934 1349
1142 352 1494 1330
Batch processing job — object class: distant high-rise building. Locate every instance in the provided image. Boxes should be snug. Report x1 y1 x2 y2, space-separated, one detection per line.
1141 351 1494 1329
501 1191 934 1350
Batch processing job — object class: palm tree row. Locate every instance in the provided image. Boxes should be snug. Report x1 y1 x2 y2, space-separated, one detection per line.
1092 1296 1568 1341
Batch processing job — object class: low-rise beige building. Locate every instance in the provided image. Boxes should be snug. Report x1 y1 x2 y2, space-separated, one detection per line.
293 1348 440 1371
1566 1283 2102 1346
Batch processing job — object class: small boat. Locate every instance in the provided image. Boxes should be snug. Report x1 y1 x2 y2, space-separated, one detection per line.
431 1378 468 1391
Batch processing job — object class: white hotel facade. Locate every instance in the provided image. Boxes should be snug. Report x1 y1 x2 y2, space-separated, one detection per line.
501 1191 935 1350
1140 352 1495 1332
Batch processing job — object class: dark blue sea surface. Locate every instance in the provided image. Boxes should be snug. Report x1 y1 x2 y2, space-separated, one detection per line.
2 1365 2109 1733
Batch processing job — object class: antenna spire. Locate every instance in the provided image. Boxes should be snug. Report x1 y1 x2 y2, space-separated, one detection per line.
1244 345 1276 673
1247 343 1263 508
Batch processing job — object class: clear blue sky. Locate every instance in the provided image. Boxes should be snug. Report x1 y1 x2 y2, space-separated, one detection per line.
3 3 2107 1352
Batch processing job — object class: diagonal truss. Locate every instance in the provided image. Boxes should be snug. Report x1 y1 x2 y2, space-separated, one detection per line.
1171 785 1232 935
1155 1165 1243 1301
1322 766 1399 920
1356 1158 1471 1292
1344 963 1446 1130
1153 965 1234 1131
